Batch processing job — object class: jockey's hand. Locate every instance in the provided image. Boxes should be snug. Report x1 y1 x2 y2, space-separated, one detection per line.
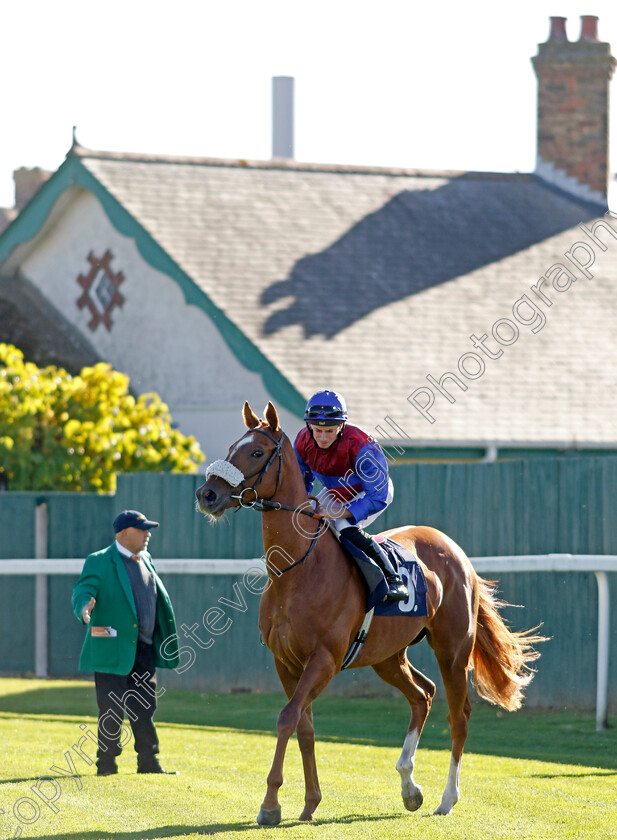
311 500 352 521
308 502 327 519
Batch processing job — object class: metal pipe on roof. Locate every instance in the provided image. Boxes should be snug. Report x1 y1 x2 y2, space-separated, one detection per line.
272 76 294 159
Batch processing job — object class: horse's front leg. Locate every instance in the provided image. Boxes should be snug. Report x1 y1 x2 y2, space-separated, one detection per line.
296 703 321 820
257 653 336 826
257 709 293 827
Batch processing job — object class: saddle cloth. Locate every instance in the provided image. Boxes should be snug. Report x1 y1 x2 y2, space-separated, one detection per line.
338 532 428 616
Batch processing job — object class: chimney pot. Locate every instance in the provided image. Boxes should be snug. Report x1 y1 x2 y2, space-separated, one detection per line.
579 15 599 42
548 16 568 42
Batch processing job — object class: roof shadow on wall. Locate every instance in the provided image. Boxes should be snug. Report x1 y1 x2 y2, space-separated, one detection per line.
261 174 598 339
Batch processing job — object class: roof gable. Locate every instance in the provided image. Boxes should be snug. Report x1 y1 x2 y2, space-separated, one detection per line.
0 151 307 416
1 146 613 447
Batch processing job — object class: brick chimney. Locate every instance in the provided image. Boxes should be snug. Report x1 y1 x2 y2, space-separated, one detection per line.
532 15 616 205
13 167 52 211
0 167 53 235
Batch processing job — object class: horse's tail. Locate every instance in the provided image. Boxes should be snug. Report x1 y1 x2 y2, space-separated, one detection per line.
471 576 546 712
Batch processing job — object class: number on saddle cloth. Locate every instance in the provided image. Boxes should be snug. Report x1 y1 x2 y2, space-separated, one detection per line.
338 532 429 615
374 540 429 618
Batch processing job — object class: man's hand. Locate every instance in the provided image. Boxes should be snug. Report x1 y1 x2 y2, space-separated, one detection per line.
310 502 328 520
81 597 96 624
312 492 352 521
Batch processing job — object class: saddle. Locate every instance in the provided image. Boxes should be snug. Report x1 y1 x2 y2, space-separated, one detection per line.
332 525 428 616
332 527 429 669
334 527 389 608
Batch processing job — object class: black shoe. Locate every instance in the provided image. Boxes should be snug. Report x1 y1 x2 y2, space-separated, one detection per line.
385 574 409 601
137 760 179 775
97 765 118 777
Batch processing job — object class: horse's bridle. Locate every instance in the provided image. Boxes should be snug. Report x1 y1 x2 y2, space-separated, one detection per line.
229 428 285 510
219 427 324 574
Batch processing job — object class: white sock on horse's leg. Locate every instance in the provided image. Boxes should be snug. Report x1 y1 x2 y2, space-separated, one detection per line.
396 729 423 811
434 753 462 815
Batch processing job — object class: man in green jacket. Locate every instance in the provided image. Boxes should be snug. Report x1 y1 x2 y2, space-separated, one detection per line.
72 509 180 776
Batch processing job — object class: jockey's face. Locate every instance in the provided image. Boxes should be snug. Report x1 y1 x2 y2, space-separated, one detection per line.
310 423 343 449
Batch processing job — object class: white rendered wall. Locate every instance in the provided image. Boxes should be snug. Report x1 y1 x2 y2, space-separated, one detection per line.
20 189 302 461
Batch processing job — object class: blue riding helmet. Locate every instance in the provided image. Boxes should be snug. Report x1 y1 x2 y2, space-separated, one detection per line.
304 390 348 426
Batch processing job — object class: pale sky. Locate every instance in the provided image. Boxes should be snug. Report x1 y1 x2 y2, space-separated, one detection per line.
2 1 617 209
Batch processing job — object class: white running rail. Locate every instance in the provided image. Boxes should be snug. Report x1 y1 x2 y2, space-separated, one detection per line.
0 554 613 730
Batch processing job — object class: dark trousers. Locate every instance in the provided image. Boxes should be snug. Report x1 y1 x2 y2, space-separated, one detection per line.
94 641 159 769
341 525 397 576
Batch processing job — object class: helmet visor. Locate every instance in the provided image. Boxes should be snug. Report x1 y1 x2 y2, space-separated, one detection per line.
305 404 344 420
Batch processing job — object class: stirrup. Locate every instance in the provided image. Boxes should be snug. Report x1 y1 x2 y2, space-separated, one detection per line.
385 574 408 602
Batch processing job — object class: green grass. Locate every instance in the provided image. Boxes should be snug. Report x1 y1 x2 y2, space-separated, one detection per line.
0 677 616 839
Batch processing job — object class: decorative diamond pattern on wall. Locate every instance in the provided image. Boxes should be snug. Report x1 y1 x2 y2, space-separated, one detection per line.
76 250 125 331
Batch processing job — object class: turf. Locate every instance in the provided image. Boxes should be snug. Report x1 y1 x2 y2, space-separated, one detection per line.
0 677 615 839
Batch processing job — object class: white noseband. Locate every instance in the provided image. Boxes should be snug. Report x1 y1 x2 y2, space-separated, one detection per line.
205 459 245 487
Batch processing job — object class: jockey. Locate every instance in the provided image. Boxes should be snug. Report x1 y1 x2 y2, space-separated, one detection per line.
294 389 408 601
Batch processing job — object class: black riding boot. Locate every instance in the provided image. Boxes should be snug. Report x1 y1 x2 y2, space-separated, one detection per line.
343 527 409 601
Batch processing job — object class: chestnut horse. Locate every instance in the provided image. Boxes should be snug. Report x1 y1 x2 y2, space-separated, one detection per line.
195 402 543 825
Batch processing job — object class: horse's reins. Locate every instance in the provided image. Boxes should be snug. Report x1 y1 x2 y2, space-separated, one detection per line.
206 429 323 574
205 428 375 664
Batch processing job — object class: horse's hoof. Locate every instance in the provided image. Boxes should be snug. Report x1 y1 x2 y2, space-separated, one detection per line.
403 788 424 812
433 791 457 815
299 810 314 821
257 808 282 826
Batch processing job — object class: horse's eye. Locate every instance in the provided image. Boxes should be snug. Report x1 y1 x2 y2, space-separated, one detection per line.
252 449 264 458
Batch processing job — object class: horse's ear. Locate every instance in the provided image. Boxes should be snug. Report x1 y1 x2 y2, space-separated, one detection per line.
243 401 260 429
264 401 280 432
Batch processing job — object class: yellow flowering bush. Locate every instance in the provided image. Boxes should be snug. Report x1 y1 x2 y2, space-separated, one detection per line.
0 344 204 491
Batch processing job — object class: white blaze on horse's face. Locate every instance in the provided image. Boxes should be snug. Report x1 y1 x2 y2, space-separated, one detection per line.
203 433 262 490
228 433 258 461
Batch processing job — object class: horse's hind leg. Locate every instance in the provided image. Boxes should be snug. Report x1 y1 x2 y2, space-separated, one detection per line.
372 651 436 812
432 656 472 815
425 613 474 817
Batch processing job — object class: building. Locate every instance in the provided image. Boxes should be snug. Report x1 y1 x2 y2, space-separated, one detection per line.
0 15 615 462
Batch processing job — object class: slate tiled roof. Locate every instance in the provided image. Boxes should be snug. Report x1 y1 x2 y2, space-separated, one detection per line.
43 148 617 446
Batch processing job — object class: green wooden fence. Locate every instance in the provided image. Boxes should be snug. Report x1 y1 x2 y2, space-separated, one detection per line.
3 457 617 560
0 458 616 710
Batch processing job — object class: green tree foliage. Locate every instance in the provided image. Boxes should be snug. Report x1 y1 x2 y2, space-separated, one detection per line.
0 344 204 491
